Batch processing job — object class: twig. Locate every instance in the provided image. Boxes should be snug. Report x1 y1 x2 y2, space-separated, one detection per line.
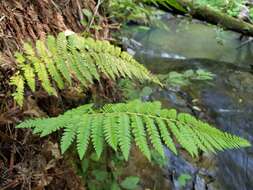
0 131 19 143
0 15 6 22
0 6 18 24
85 0 104 31
51 0 61 12
1 178 20 190
76 0 84 22
9 129 17 176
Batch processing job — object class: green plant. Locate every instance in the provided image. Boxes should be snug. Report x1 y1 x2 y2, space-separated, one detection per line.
10 32 160 106
80 8 103 36
120 176 140 190
159 69 215 87
177 173 192 188
250 7 253 20
16 100 250 161
194 0 246 17
78 151 141 190
109 0 185 24
118 79 153 100
109 0 153 23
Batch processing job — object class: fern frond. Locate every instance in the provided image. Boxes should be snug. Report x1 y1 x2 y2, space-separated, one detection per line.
24 42 57 96
91 115 104 158
14 52 36 92
23 64 36 92
10 33 160 106
61 125 77 154
16 101 251 161
10 74 24 106
50 34 72 84
131 115 151 161
103 115 118 151
117 113 131 160
144 116 165 158
76 115 91 159
156 117 177 154
37 37 65 89
16 103 93 134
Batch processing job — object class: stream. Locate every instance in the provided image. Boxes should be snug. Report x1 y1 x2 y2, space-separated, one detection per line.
122 14 253 190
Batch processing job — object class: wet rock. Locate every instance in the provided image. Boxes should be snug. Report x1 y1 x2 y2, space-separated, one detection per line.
194 175 206 190
207 182 218 190
226 71 253 93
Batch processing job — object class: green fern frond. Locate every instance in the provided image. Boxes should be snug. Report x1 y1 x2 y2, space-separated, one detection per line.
23 42 56 96
52 34 72 84
103 115 118 151
37 38 65 89
131 114 151 161
118 113 131 160
156 117 177 154
76 115 91 159
14 52 36 91
10 33 160 106
16 100 251 161
144 116 165 158
23 64 36 92
10 74 24 106
61 125 77 154
91 115 104 158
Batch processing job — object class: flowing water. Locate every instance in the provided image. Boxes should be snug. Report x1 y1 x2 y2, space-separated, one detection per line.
122 14 253 190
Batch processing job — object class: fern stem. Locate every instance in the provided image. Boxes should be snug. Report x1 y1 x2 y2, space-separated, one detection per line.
89 111 193 129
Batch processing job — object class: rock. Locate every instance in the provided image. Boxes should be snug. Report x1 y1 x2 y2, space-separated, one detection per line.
207 182 218 190
194 175 205 190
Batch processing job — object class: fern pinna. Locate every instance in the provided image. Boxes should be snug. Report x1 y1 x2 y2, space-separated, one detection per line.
10 32 160 106
16 100 250 161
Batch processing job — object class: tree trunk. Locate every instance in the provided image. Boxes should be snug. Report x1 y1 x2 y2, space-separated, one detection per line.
170 0 253 36
0 0 96 56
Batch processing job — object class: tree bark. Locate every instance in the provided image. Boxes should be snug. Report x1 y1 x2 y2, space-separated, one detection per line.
0 0 96 56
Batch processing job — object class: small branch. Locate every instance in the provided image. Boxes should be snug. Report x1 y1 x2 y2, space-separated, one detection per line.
51 0 61 12
86 0 104 31
76 0 84 22
0 7 17 23
0 15 6 22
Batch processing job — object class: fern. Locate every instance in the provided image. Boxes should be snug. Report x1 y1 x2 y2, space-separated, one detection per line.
16 100 250 161
159 69 215 87
109 0 186 26
10 74 25 106
10 32 160 106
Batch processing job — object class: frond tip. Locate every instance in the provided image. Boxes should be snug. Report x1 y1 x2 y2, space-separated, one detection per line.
16 100 251 161
10 32 160 107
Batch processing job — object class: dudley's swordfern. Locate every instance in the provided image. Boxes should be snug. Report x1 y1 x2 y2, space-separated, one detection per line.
16 100 250 161
10 32 160 106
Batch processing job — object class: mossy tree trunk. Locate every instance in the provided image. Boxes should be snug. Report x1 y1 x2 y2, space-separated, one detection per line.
168 0 253 36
